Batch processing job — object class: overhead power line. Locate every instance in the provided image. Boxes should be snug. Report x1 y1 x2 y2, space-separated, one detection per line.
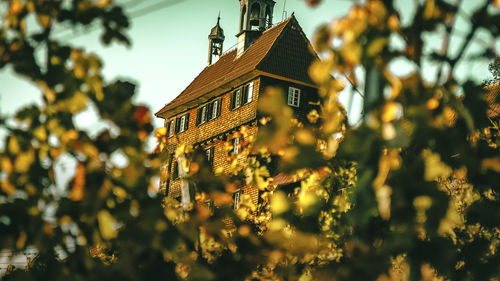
56 0 187 42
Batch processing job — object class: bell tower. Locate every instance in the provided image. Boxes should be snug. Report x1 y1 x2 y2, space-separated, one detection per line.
208 14 225 65
236 0 275 57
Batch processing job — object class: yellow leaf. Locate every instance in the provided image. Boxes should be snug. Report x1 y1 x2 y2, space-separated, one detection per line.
16 232 26 249
33 126 47 141
14 150 35 173
375 185 392 220
295 129 315 145
426 98 439 110
8 137 20 154
422 149 452 181
271 191 290 215
62 129 79 144
482 158 500 172
1 179 16 195
366 37 388 57
308 57 334 84
341 42 362 65
1 157 13 174
97 210 118 240
70 163 85 201
381 101 401 123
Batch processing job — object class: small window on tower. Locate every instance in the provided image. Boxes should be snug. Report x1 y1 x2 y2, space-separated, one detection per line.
287 87 301 107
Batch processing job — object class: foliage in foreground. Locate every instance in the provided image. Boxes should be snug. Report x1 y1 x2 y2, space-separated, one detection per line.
1 0 500 280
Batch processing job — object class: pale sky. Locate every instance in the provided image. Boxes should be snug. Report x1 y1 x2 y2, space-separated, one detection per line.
0 0 354 132
0 0 496 137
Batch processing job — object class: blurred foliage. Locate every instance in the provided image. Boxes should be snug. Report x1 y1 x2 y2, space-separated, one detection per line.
1 0 500 280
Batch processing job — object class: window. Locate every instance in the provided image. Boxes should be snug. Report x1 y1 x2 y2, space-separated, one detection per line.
243 81 254 104
233 190 242 209
197 98 221 125
232 137 240 155
172 160 179 179
209 98 221 120
230 81 254 110
197 105 208 125
231 88 242 110
287 87 301 107
167 119 175 137
175 113 189 133
205 147 214 167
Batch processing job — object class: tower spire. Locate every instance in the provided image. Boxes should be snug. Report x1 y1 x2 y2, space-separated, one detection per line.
236 0 276 57
208 13 225 65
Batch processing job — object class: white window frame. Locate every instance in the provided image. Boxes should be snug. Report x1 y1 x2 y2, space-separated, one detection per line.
233 190 242 209
287 87 301 107
211 99 219 120
235 90 241 109
178 115 187 133
168 119 175 137
199 105 207 125
233 137 240 155
246 81 254 103
205 147 214 167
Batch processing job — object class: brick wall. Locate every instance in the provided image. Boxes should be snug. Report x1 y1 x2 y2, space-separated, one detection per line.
159 75 319 207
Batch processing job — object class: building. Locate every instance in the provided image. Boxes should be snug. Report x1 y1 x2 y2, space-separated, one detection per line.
155 0 319 207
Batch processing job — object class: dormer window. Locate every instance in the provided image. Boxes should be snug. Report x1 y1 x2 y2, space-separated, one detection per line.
167 119 175 137
287 87 301 107
176 113 189 133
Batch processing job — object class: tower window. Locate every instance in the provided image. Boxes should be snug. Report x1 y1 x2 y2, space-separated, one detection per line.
176 113 189 133
287 87 301 107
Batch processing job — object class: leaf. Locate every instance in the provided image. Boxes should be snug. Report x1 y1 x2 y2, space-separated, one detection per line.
97 210 118 240
70 163 85 201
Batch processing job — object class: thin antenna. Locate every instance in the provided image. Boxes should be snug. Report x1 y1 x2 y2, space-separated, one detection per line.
282 0 287 21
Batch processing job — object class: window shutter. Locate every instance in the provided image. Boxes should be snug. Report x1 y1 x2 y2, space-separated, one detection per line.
184 114 189 131
173 160 179 179
242 85 248 104
175 118 180 133
230 91 235 110
247 82 254 103
196 109 201 125
217 98 221 117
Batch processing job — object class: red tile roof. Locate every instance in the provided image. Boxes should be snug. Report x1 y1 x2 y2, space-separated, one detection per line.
155 15 317 118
